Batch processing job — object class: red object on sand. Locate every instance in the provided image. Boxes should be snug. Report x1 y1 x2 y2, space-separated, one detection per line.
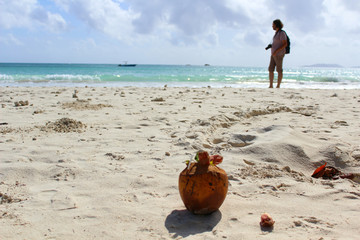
311 162 327 178
260 213 275 227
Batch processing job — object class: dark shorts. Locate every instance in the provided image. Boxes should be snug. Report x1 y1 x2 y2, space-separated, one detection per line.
268 54 285 72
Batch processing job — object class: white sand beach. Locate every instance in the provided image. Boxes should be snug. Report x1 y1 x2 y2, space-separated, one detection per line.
1 86 360 239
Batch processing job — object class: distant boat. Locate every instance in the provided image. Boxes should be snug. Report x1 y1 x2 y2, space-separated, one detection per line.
118 64 136 67
118 61 136 67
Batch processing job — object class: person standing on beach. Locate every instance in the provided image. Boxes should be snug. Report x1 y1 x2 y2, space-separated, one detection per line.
267 19 287 88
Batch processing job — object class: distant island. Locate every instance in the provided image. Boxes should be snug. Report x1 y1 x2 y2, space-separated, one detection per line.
302 64 343 68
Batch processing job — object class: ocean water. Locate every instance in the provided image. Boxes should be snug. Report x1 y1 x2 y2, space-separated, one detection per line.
1 63 360 89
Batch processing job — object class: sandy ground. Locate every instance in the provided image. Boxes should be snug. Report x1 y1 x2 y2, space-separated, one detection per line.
0 86 360 239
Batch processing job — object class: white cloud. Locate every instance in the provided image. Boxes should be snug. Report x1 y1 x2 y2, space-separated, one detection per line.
127 0 254 46
2 0 360 44
0 0 67 32
225 0 271 25
0 0 34 29
279 0 326 32
54 0 137 42
1 0 360 66
323 0 360 33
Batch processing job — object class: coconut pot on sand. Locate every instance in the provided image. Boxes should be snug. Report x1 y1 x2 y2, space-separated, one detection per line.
178 151 228 215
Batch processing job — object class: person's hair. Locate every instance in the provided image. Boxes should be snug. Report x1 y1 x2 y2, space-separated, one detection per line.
273 19 283 29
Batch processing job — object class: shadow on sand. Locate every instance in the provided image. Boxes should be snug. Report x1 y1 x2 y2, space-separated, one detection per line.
164 209 222 238
260 225 274 233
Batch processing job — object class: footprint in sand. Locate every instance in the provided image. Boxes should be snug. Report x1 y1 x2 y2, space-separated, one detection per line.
228 134 256 147
37 190 76 211
292 216 335 230
50 192 77 211
210 134 256 148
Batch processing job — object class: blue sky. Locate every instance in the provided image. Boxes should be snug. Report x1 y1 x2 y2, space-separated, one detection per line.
1 0 360 67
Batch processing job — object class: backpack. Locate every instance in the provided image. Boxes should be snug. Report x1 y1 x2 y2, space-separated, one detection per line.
282 30 290 54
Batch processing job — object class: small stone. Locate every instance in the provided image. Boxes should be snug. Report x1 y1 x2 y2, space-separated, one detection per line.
151 97 165 102
282 166 291 172
294 221 302 227
335 121 349 126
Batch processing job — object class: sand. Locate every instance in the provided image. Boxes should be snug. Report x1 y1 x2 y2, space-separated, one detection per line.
0 86 360 239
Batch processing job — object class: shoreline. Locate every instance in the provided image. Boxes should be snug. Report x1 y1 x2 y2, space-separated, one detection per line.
1 63 360 90
1 87 360 239
1 82 360 89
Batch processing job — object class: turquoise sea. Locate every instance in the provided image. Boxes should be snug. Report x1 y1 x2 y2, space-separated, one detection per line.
1 63 360 89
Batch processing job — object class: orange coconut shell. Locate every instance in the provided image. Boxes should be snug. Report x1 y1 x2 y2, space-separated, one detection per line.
179 162 228 214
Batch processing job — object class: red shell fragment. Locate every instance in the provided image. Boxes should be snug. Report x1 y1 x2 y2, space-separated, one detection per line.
260 213 275 228
311 163 359 182
311 162 327 178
